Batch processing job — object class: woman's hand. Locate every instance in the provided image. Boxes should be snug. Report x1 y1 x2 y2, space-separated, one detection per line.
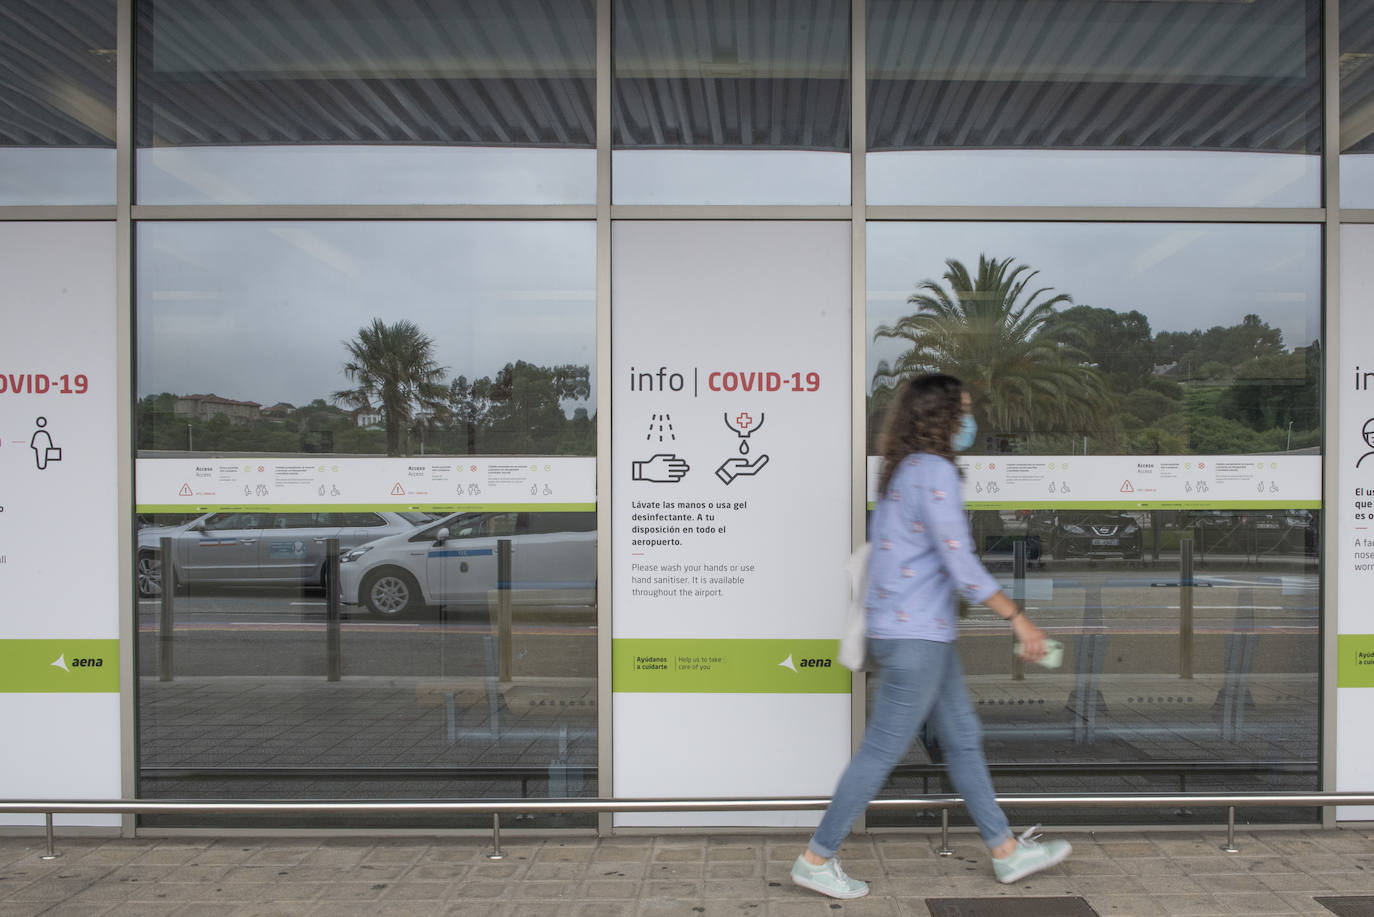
1012 615 1047 662
985 590 1047 661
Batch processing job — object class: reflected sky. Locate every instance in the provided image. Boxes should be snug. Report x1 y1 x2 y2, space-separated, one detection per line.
613 150 849 205
0 149 115 205
137 219 1319 410
137 222 596 409
138 147 595 206
1342 153 1374 206
867 222 1321 393
868 150 1319 208
113 144 1338 208
3 143 1341 208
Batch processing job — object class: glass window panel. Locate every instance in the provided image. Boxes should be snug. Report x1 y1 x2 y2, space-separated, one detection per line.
867 0 1322 207
136 221 595 456
865 223 1321 827
612 0 850 204
0 0 116 205
135 222 596 825
135 0 595 205
1342 0 1374 205
867 222 1321 455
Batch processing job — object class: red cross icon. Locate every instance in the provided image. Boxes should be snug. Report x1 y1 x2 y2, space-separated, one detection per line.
735 412 754 430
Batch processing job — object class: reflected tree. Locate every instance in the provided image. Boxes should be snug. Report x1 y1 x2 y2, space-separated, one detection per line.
484 361 591 453
333 318 450 456
447 374 503 454
873 255 1113 447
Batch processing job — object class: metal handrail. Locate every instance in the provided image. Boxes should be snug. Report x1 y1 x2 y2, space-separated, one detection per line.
6 792 1374 861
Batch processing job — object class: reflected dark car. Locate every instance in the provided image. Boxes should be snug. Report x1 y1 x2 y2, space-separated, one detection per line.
1185 509 1315 555
1027 511 1144 561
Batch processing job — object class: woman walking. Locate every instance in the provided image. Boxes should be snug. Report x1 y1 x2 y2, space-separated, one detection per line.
791 373 1072 900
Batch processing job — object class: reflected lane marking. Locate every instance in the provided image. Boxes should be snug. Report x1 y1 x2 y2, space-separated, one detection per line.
1166 605 1288 610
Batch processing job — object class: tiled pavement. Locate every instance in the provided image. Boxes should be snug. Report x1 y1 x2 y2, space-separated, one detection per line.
3 827 1374 917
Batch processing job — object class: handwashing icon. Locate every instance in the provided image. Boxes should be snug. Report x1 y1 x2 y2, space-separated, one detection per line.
715 454 768 485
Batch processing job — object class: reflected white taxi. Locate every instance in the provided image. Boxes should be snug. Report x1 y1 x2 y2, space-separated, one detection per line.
338 510 596 616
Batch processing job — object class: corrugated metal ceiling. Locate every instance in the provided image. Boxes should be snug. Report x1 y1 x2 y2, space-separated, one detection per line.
0 0 1338 155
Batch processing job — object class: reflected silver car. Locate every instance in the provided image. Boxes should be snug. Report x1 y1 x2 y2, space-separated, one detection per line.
136 510 436 597
338 510 596 616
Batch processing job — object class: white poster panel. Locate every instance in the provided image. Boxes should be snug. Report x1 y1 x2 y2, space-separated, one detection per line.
866 455 1321 508
1339 225 1374 820
137 455 594 512
0 222 119 825
611 221 852 826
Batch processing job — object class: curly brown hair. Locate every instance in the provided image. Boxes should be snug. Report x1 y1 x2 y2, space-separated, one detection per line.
876 373 965 497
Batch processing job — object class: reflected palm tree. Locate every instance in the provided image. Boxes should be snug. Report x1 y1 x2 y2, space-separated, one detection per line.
334 318 449 456
874 255 1113 444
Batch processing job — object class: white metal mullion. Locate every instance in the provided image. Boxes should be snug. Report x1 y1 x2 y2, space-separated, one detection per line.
595 0 614 839
1322 0 1341 827
116 0 136 838
850 0 869 812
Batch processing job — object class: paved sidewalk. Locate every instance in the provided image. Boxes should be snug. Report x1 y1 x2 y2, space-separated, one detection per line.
3 827 1374 916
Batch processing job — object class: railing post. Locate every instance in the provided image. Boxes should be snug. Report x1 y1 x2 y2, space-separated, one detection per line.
1222 806 1240 853
158 535 174 682
326 538 341 682
1179 537 1194 680
1011 541 1026 681
487 813 505 860
40 812 59 859
496 538 513 682
937 808 953 856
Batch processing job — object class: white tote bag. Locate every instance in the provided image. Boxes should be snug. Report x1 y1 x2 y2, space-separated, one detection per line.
838 543 870 672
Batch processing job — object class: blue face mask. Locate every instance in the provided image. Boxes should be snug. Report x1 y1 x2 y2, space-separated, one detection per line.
952 413 978 452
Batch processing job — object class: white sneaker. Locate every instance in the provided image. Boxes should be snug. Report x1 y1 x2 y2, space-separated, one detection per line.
790 854 870 899
993 825 1072 884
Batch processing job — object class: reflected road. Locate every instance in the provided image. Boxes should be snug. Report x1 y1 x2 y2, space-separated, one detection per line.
135 562 1317 677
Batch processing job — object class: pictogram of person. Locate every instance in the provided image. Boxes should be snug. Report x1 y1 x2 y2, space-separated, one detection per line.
1358 418 1374 468
30 416 62 470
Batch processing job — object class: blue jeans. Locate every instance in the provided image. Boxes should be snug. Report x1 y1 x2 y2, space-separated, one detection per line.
809 638 1013 858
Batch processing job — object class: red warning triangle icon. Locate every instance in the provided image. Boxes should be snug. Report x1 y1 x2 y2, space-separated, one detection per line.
391 483 406 495
179 483 193 496
1120 480 1134 493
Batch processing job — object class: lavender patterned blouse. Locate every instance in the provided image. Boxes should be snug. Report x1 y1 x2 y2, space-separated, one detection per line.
865 453 1003 642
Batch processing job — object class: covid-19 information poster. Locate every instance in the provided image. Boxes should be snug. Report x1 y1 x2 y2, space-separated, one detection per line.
1339 225 1374 820
611 222 852 826
0 223 120 825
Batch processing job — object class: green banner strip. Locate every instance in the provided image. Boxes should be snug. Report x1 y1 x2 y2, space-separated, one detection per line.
613 639 850 694
0 640 119 693
1338 635 1374 688
137 502 596 514
869 500 1321 511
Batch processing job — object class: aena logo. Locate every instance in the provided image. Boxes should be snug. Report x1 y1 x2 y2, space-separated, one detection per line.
777 653 831 673
50 654 103 672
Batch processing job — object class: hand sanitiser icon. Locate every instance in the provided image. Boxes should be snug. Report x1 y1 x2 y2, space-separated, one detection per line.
716 411 769 484
723 411 764 455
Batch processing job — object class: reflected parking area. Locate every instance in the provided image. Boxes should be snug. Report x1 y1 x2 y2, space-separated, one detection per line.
136 541 598 819
872 510 1319 827
864 218 1322 825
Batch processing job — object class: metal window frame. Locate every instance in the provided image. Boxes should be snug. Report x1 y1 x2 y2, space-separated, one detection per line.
1322 0 1341 831
0 0 1344 837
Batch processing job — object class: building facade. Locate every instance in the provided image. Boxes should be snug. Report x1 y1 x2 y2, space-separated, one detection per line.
3 0 1374 833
